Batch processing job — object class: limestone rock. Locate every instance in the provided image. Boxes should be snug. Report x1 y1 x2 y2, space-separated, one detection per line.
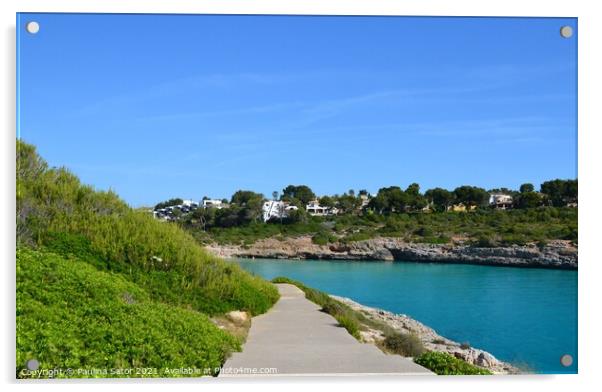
226 310 249 326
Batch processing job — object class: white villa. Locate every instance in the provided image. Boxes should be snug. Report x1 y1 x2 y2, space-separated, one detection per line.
306 200 338 216
359 194 370 209
262 200 298 222
203 199 226 209
489 194 514 209
181 199 198 207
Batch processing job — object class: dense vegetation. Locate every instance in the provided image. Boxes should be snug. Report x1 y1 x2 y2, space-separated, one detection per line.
186 206 577 247
17 248 239 378
161 179 578 247
271 277 491 375
414 352 492 375
16 140 279 377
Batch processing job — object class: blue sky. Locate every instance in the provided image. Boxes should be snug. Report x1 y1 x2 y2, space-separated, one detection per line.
17 14 577 207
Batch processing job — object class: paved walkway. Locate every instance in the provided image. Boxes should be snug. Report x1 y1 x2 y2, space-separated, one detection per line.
221 284 432 376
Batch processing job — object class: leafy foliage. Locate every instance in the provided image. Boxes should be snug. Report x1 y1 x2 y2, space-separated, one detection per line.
188 206 577 247
154 198 183 210
281 185 316 206
414 351 492 375
17 248 240 378
541 179 578 207
16 140 278 316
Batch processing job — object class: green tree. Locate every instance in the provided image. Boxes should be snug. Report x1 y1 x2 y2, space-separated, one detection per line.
281 185 316 205
541 179 578 206
425 188 455 212
337 194 361 214
405 183 426 211
154 198 184 210
453 186 489 208
319 195 335 208
369 186 409 214
516 192 543 209
519 183 535 193
230 190 264 223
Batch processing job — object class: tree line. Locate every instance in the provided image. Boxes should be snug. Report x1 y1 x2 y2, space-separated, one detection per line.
156 179 577 231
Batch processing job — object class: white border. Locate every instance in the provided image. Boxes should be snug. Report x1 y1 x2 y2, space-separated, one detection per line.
2 1 601 392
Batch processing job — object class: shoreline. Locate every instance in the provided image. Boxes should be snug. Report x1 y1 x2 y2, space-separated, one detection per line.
330 294 522 374
206 236 578 270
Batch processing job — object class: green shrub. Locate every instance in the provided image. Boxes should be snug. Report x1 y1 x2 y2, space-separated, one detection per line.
16 140 279 316
473 235 497 248
414 226 434 237
311 231 337 245
382 332 426 357
342 230 374 243
414 351 492 375
17 248 239 378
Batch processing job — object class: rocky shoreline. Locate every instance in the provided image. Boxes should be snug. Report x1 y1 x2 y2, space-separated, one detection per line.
206 236 577 269
331 295 521 374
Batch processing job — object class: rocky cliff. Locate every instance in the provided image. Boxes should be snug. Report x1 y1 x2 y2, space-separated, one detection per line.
205 236 577 269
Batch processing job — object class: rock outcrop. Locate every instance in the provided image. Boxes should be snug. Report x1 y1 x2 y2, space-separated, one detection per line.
205 237 577 269
331 295 521 374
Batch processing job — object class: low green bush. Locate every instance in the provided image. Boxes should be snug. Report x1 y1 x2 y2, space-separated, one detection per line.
17 248 239 378
311 231 337 245
414 351 492 375
382 332 426 357
473 235 497 248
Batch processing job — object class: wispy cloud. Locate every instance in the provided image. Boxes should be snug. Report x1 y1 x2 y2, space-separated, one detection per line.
73 62 571 119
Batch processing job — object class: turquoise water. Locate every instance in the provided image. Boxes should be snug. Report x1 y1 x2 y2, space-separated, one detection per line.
236 259 577 374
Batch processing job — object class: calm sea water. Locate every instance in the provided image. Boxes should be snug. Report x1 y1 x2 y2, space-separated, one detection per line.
235 258 577 374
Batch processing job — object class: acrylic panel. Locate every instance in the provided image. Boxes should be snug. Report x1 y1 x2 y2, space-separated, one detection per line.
16 13 577 378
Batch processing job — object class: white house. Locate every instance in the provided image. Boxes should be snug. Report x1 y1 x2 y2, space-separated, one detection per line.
203 199 226 209
359 194 371 209
489 194 514 209
306 200 338 216
262 200 298 222
181 199 198 208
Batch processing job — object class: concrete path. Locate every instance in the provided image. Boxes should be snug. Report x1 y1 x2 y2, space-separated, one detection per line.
221 284 432 376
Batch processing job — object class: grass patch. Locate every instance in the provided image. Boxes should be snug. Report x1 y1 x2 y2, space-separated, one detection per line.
414 351 492 375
